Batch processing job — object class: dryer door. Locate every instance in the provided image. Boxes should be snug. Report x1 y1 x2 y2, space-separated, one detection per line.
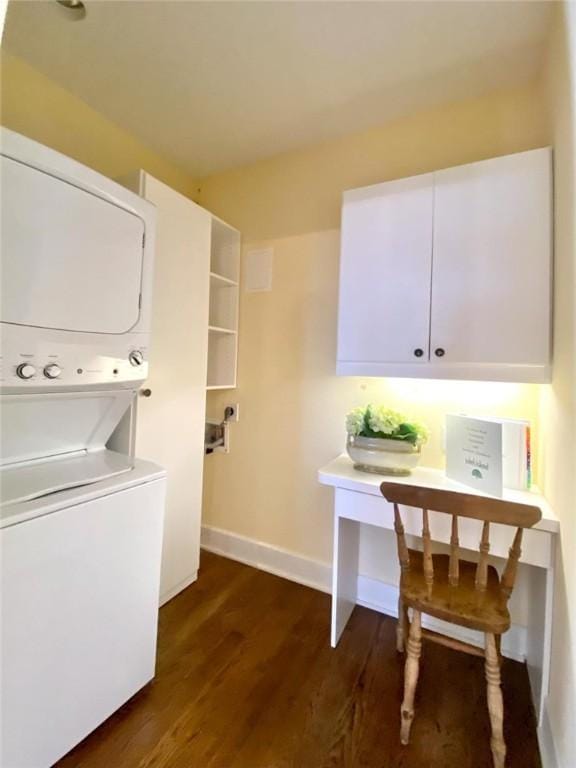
1 156 144 334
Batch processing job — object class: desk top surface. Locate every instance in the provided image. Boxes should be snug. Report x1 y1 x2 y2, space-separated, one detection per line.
318 455 559 534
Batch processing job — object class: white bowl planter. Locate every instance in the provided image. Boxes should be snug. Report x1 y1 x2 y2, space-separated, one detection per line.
346 435 421 476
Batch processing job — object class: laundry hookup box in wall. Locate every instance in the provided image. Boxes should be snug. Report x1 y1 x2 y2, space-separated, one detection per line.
445 414 532 498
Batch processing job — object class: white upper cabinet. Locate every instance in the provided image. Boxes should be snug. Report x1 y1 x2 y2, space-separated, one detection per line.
431 149 552 375
337 148 552 383
338 174 434 365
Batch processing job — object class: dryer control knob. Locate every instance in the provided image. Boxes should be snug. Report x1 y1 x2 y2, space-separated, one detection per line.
129 350 144 366
16 363 36 379
44 364 62 379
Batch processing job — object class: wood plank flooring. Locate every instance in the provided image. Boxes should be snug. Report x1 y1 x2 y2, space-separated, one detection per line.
56 552 541 768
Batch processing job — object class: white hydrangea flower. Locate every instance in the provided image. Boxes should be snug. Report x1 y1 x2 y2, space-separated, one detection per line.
414 423 430 445
345 406 366 436
368 405 403 436
345 403 429 445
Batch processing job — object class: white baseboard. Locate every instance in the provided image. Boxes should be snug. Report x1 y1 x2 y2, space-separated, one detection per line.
200 525 527 662
159 571 198 607
201 525 331 593
538 698 560 768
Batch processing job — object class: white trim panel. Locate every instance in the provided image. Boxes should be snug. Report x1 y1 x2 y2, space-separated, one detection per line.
159 571 198 607
337 360 551 383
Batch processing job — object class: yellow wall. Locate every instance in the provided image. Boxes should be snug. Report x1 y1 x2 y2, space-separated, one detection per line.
200 80 547 579
0 51 198 198
200 82 547 241
539 3 576 763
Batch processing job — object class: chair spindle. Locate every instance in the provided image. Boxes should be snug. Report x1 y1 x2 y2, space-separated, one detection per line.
449 514 460 586
475 521 491 591
422 509 433 590
501 528 523 598
394 504 410 573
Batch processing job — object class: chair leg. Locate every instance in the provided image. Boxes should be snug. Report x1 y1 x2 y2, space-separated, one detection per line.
495 634 503 666
485 633 506 768
400 609 422 745
397 596 408 652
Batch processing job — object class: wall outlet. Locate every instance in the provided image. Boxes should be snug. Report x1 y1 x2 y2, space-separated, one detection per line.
224 403 240 422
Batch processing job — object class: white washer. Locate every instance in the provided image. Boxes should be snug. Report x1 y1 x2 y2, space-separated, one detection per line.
1 458 166 768
0 129 166 767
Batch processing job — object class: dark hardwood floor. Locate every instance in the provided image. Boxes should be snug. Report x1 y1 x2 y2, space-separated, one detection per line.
57 552 541 768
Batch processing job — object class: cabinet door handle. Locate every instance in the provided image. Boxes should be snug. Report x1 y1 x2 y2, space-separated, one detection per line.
434 348 445 358
413 348 424 358
140 388 152 397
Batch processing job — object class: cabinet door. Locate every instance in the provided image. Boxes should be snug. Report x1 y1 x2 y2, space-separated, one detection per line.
135 174 211 603
430 149 551 369
337 174 434 372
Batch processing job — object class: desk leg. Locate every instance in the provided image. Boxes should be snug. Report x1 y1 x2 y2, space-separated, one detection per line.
526 563 555 724
331 515 359 648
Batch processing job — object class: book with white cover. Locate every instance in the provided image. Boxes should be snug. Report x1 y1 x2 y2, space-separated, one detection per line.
446 415 503 497
446 414 531 497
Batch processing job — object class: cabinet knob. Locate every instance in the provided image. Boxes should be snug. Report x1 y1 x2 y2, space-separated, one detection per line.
435 348 445 358
140 388 152 398
413 348 424 358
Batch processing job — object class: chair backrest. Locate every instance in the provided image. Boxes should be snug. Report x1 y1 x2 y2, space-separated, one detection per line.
380 482 542 597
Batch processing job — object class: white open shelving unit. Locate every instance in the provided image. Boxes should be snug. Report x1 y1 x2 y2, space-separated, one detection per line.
207 216 240 390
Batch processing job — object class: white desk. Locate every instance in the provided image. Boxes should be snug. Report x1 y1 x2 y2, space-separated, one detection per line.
318 455 559 723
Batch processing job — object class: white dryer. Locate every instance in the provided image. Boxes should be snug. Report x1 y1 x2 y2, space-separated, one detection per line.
0 129 166 768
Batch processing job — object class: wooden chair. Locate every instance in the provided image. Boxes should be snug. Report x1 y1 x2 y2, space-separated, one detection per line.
380 482 541 768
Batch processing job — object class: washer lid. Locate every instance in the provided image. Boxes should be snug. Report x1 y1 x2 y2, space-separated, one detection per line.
0 448 133 507
0 390 133 466
0 454 166 529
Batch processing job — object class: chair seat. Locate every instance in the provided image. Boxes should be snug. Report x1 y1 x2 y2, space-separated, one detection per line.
401 549 510 634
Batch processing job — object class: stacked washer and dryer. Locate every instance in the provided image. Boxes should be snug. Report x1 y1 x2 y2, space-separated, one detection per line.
0 129 167 767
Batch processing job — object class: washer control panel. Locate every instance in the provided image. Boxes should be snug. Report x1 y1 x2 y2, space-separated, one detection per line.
0 330 149 392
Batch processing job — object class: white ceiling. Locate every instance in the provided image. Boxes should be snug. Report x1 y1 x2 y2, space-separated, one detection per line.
3 1 552 178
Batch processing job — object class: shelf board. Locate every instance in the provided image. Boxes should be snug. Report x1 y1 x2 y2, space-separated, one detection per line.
210 271 238 288
208 325 237 335
206 383 236 390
